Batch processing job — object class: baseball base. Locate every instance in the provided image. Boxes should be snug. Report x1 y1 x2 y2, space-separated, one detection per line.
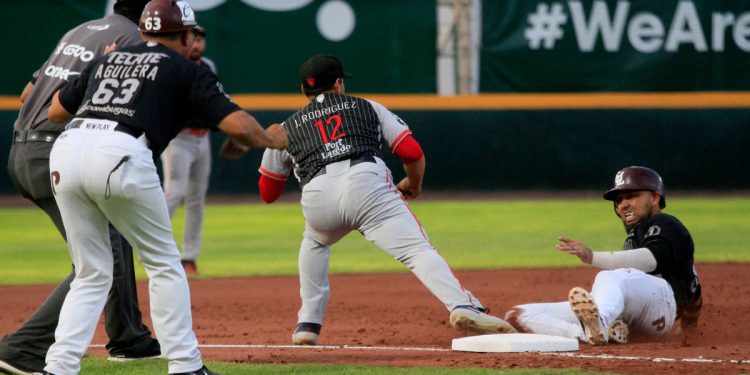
451 333 579 353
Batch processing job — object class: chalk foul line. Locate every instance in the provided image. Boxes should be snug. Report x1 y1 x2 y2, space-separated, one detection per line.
90 344 750 365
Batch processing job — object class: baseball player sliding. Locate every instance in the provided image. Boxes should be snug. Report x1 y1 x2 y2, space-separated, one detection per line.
505 167 702 345
254 55 516 345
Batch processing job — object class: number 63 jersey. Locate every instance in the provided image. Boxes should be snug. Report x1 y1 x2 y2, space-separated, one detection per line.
261 92 412 186
57 41 239 156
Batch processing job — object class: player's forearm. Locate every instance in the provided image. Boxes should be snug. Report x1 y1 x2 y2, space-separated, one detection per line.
220 111 287 150
591 247 657 272
403 156 425 190
48 91 73 124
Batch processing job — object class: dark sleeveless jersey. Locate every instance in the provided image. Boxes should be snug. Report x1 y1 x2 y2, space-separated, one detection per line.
57 41 239 155
622 213 702 317
281 92 385 185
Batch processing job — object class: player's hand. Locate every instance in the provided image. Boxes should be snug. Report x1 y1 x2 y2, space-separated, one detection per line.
397 177 421 200
104 42 118 55
218 137 249 159
265 123 288 150
556 236 593 264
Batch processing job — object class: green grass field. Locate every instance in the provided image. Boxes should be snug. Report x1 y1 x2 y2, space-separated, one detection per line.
77 359 607 374
1 197 748 285
1 197 747 374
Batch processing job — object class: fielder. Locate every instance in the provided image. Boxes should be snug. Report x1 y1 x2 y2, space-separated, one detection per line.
255 54 516 345
44 0 286 374
505 166 702 345
160 25 215 276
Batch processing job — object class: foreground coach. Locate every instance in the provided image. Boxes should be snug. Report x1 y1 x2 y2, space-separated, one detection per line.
44 0 286 374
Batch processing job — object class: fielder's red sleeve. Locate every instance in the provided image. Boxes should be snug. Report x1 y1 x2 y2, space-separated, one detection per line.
393 134 423 164
258 168 287 204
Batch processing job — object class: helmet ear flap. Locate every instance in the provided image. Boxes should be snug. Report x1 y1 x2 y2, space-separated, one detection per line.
657 192 666 209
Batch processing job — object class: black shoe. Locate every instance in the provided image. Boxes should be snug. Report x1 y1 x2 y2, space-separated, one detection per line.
0 357 43 375
108 339 161 361
169 365 219 375
292 322 321 345
181 260 199 276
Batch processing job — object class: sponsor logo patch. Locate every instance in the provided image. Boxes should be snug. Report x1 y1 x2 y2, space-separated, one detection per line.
645 225 661 238
87 24 111 31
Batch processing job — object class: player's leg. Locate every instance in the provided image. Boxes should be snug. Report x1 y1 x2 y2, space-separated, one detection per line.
603 271 677 337
505 302 586 340
589 269 636 330
95 137 203 373
161 135 192 217
3 142 153 371
340 160 514 333
294 175 349 344
45 134 115 373
1 148 73 371
344 161 478 310
292 227 333 345
181 136 211 264
0 271 74 373
100 189 202 372
103 224 160 359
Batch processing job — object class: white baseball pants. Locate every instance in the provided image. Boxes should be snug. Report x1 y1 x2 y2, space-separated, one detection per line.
296 157 483 325
161 132 211 262
509 268 677 341
46 126 202 374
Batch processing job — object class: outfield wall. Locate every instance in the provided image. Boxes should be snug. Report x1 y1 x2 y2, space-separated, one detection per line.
4 95 747 195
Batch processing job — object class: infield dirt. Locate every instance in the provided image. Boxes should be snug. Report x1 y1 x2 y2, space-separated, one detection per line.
1 263 748 374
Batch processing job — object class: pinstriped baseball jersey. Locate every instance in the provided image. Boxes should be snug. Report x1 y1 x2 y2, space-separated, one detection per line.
265 92 411 185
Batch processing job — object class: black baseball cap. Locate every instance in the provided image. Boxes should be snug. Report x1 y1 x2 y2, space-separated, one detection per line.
300 55 351 92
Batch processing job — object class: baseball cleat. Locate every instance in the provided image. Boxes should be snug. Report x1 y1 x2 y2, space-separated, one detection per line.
107 339 161 362
168 365 219 375
292 322 321 345
0 358 42 375
450 306 517 334
608 319 629 344
569 287 607 345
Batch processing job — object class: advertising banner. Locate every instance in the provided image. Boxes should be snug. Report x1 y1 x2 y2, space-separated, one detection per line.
481 0 750 92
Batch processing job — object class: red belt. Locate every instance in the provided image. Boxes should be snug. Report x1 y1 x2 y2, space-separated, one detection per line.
181 128 209 137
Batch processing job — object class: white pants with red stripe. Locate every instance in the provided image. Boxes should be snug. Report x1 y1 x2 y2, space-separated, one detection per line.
46 126 202 374
507 268 677 341
297 156 483 325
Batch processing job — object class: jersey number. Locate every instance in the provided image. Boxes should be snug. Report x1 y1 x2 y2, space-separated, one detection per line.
313 114 346 144
91 78 140 105
142 17 162 31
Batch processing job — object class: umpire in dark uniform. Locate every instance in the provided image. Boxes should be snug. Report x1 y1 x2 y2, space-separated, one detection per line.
1 1 159 373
